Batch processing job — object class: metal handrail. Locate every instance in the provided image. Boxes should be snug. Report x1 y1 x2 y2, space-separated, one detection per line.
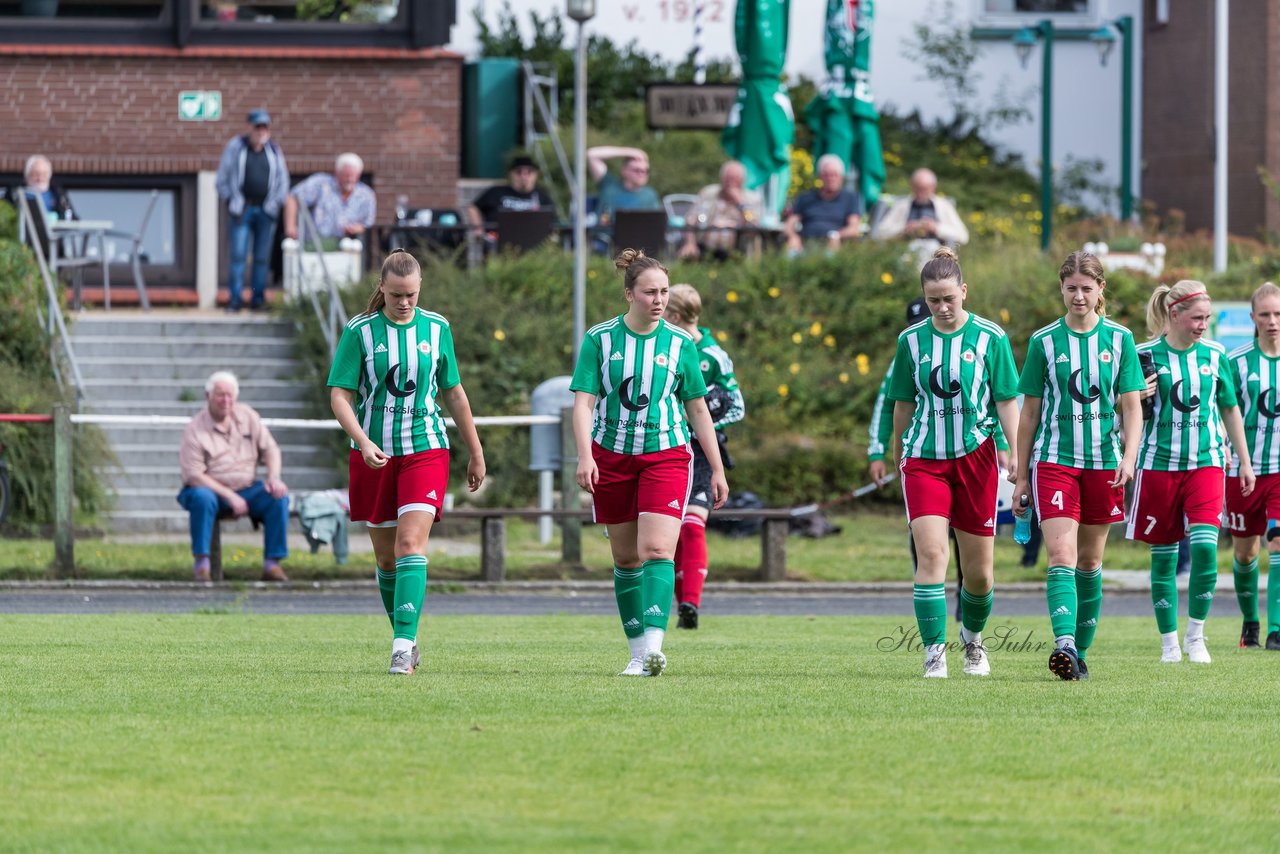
15 198 86 407
291 202 350 358
522 60 576 201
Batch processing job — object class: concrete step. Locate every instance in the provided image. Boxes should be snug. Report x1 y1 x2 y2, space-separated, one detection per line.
71 336 298 361
114 488 343 513
71 315 295 340
109 443 335 469
95 425 342 453
75 356 304 381
107 466 341 491
79 379 312 405
84 400 312 419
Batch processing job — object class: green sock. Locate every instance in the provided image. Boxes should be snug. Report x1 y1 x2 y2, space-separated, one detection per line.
614 565 644 638
376 568 396 629
1269 552 1280 634
1233 556 1260 622
1074 566 1102 658
960 586 993 635
1187 525 1219 621
1045 566 1077 641
391 555 427 642
641 558 676 630
1150 544 1179 634
913 583 947 646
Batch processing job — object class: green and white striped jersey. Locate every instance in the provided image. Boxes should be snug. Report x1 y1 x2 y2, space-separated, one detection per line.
696 326 744 429
570 315 707 454
1135 336 1237 471
1227 341 1280 476
887 313 1019 460
327 308 460 456
868 359 896 461
1018 317 1145 469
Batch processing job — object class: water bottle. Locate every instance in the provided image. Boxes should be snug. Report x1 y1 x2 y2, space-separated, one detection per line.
1013 494 1032 545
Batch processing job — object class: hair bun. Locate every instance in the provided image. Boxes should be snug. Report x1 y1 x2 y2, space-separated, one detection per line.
613 248 644 271
931 246 958 262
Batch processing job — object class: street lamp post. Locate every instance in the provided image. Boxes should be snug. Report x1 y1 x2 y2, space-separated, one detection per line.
567 0 596 362
1092 15 1134 222
1015 20 1054 252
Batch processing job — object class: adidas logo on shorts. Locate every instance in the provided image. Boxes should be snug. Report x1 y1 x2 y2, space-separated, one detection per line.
427 490 438 500
1111 506 1123 516
668 499 681 509
643 605 664 616
694 492 707 501
984 518 994 527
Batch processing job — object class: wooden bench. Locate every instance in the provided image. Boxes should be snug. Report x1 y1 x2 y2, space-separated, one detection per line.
441 507 795 583
208 510 260 582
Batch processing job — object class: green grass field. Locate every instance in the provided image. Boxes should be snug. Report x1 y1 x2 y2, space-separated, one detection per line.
3 614 1279 852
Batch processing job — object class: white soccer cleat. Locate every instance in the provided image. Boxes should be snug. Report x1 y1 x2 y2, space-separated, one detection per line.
643 650 667 677
619 657 651 677
923 650 948 678
389 648 414 675
1160 645 1182 664
1184 635 1211 664
962 641 991 676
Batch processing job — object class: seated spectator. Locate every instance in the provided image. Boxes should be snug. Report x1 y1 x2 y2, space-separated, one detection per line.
5 154 76 221
177 371 290 582
587 145 662 222
678 160 765 260
467 155 555 235
783 155 864 255
283 152 377 242
870 167 969 248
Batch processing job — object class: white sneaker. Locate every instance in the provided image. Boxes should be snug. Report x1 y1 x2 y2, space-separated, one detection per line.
643 650 667 677
619 657 651 677
962 641 991 676
1184 635 1211 664
389 648 414 675
923 650 948 678
1161 645 1182 664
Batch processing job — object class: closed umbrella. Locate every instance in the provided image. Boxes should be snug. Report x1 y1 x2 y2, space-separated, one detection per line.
803 0 885 206
721 0 794 219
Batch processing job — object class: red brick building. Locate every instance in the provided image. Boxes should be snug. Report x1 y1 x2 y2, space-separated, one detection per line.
0 1 459 304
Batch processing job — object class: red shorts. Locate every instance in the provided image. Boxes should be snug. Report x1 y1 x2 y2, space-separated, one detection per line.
1224 473 1280 537
348 448 450 526
591 442 693 525
1031 461 1126 525
900 438 998 537
1126 467 1225 545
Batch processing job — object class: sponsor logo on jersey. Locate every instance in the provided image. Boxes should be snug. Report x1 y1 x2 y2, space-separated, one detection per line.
1056 353 1071 364
385 363 417 399
418 341 431 355
374 342 388 354
1099 351 1112 363
609 351 624 361
962 350 975 363
1170 379 1201 413
655 353 669 368
1260 389 1280 419
618 376 651 412
1068 368 1101 404
929 366 962 399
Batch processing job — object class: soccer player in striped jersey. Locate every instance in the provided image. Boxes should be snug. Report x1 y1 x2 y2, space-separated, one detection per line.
888 246 1021 678
1224 282 1280 651
1127 280 1254 664
571 250 727 677
1011 251 1145 680
327 250 486 676
664 283 745 630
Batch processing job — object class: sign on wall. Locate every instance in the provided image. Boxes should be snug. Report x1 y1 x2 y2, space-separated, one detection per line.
178 91 223 122
645 83 739 129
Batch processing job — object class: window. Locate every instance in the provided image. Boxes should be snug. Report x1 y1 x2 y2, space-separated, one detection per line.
198 1 402 24
976 0 1100 27
61 176 195 288
0 1 165 19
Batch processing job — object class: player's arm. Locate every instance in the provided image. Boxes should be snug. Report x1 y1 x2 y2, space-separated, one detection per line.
572 391 599 493
330 386 388 470
1222 404 1255 496
891 399 916 470
685 396 728 509
1112 390 1143 488
995 398 1020 482
1012 396 1039 513
440 383 486 492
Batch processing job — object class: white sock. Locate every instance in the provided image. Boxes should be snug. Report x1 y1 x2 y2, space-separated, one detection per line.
925 642 946 659
1186 618 1205 641
392 637 414 655
644 627 665 654
1160 630 1179 649
628 635 647 660
959 626 980 645
1055 635 1075 650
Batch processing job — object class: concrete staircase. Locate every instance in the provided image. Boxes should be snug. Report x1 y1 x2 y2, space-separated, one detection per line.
69 311 343 534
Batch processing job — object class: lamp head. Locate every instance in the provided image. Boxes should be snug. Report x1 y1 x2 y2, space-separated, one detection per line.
1013 27 1037 70
566 0 596 23
1091 25 1117 66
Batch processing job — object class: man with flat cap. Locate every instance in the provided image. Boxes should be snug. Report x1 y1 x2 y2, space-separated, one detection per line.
216 108 290 311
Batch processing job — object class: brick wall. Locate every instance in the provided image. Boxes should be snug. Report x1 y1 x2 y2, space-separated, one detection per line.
0 45 462 210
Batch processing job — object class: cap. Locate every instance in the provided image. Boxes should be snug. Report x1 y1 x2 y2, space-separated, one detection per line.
247 109 272 127
906 297 928 325
508 155 538 171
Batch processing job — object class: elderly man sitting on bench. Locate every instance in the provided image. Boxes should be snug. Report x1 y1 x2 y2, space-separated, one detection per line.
177 370 290 582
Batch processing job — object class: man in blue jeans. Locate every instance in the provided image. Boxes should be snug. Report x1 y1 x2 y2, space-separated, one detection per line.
178 371 290 581
215 109 290 312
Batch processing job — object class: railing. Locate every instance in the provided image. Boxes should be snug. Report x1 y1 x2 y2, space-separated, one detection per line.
14 201 86 408
289 203 351 358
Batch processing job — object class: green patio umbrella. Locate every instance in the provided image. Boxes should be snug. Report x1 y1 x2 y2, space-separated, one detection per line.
721 0 794 218
803 0 885 205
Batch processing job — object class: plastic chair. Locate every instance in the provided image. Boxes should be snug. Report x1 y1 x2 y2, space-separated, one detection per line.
15 191 100 308
662 193 699 227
